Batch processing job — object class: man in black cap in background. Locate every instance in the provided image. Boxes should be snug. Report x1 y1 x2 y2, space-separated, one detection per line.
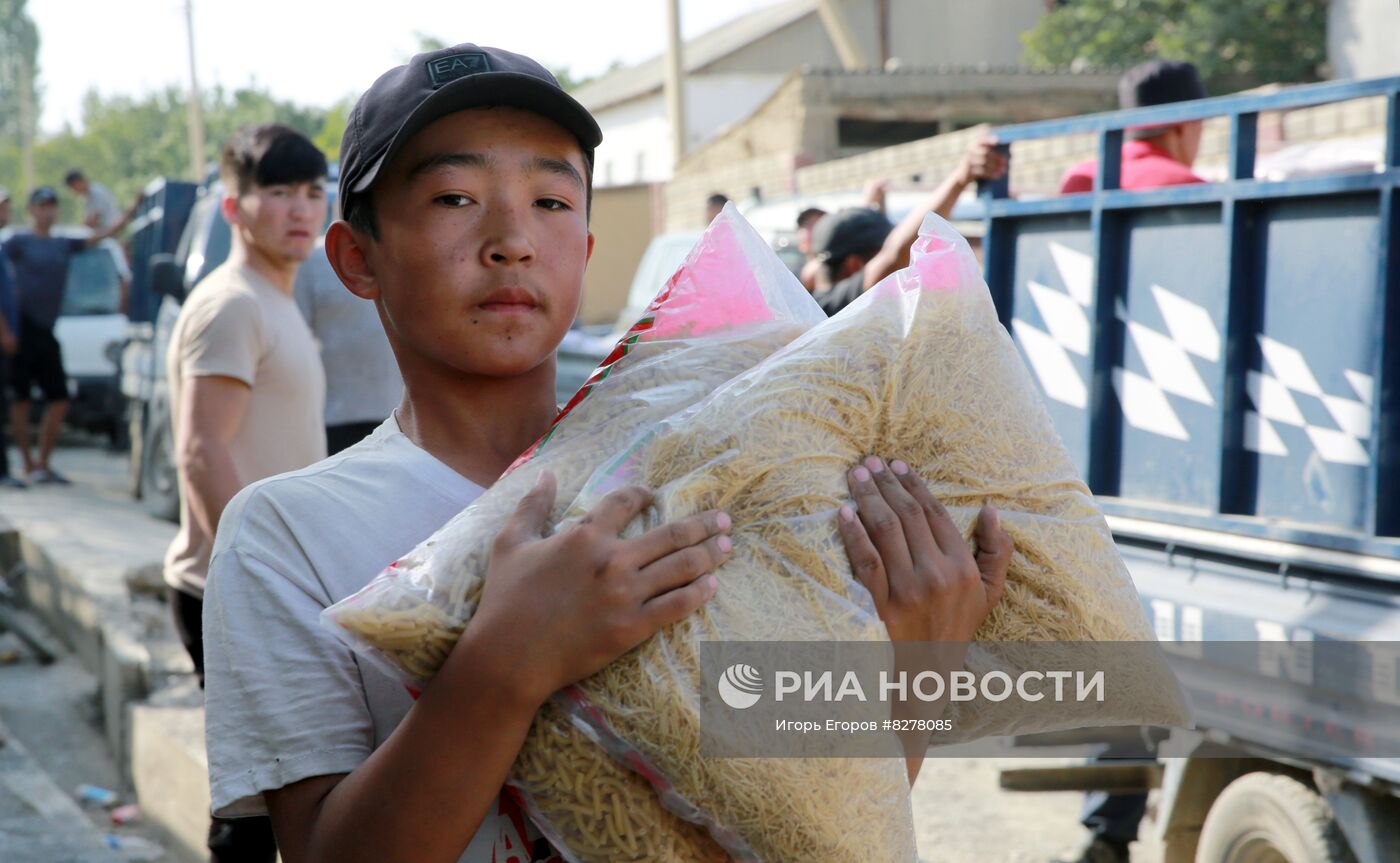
1060 59 1208 194
809 134 1007 316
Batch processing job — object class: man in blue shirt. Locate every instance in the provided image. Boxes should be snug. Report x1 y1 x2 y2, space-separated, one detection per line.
1 186 134 484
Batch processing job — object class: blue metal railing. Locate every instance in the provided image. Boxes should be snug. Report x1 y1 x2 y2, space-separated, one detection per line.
971 76 1400 557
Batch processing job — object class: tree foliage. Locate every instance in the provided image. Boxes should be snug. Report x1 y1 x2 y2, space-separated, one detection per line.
0 84 339 226
1022 0 1329 94
0 0 40 178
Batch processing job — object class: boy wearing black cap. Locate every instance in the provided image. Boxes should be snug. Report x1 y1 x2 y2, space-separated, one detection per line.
2 185 135 483
809 136 1007 316
1060 59 1208 195
202 43 1007 863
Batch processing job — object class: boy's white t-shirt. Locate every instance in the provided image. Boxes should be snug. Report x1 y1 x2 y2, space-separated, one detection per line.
203 418 554 862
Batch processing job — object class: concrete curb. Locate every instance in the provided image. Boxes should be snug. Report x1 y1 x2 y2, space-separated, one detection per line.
0 716 125 862
0 467 204 860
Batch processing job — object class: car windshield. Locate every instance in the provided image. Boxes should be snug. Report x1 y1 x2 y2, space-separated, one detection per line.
62 247 121 316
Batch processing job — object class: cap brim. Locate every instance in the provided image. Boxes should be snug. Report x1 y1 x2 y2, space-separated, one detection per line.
352 72 602 195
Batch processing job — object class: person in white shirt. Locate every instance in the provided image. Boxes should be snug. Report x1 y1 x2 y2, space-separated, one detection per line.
293 241 403 454
64 169 123 232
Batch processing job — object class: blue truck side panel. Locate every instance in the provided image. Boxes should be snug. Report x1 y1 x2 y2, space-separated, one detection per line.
980 75 1400 554
1252 195 1381 532
128 179 197 324
1120 206 1228 508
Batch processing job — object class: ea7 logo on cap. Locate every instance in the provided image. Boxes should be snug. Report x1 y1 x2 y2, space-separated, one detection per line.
427 53 492 89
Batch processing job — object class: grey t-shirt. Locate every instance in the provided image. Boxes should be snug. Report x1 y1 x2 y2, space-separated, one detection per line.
84 182 122 231
294 245 403 426
2 233 86 329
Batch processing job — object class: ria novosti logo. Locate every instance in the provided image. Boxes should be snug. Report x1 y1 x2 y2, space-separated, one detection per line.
717 663 764 709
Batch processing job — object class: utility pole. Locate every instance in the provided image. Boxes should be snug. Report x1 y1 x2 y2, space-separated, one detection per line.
816 0 867 70
17 45 34 195
663 0 688 168
184 0 206 182
876 0 890 69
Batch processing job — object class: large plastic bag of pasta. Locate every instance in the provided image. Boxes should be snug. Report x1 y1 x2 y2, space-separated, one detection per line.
537 213 1190 861
323 203 825 862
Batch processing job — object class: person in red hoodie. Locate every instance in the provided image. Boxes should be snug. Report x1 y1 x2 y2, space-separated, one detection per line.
1059 59 1208 195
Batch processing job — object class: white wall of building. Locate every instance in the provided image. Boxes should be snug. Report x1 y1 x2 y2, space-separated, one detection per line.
593 74 785 188
588 0 1051 188
887 0 1046 68
1329 0 1400 79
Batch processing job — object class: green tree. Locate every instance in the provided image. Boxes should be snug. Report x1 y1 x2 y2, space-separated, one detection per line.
314 97 353 164
1022 0 1328 94
0 84 339 225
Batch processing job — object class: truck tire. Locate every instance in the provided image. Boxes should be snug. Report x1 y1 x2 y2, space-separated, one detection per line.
1195 773 1355 863
140 395 181 523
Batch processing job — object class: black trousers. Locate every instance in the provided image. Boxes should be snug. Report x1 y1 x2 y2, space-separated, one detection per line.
169 587 279 863
0 353 11 479
1080 790 1147 846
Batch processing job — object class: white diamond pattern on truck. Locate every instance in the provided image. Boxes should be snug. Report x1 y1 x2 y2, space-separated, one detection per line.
1014 242 1221 442
1015 247 1376 467
1245 335 1374 466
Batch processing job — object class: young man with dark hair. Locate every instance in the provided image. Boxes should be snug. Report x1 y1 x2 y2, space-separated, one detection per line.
201 43 1010 863
163 122 329 863
2 185 135 484
1059 59 1208 195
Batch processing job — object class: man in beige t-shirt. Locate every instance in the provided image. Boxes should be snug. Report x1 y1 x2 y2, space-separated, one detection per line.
163 122 327 863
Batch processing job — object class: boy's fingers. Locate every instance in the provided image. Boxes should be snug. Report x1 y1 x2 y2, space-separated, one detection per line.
582 485 655 535
878 460 943 571
893 467 973 566
636 534 732 599
501 470 557 545
640 573 720 631
628 510 731 567
849 459 914 577
837 502 888 608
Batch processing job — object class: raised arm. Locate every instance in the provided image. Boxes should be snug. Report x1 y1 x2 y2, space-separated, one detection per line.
84 191 143 246
862 136 1007 290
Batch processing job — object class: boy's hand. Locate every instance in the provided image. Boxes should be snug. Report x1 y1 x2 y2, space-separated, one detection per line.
837 457 1011 643
470 470 731 707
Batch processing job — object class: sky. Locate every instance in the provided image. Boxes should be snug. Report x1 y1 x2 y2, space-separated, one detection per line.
29 0 788 135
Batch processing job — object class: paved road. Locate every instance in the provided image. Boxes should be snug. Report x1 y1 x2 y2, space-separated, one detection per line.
1 437 1166 863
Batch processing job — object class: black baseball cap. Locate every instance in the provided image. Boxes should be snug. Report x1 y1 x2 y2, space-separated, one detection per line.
339 43 603 216
1119 60 1206 110
28 186 59 206
812 207 893 263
